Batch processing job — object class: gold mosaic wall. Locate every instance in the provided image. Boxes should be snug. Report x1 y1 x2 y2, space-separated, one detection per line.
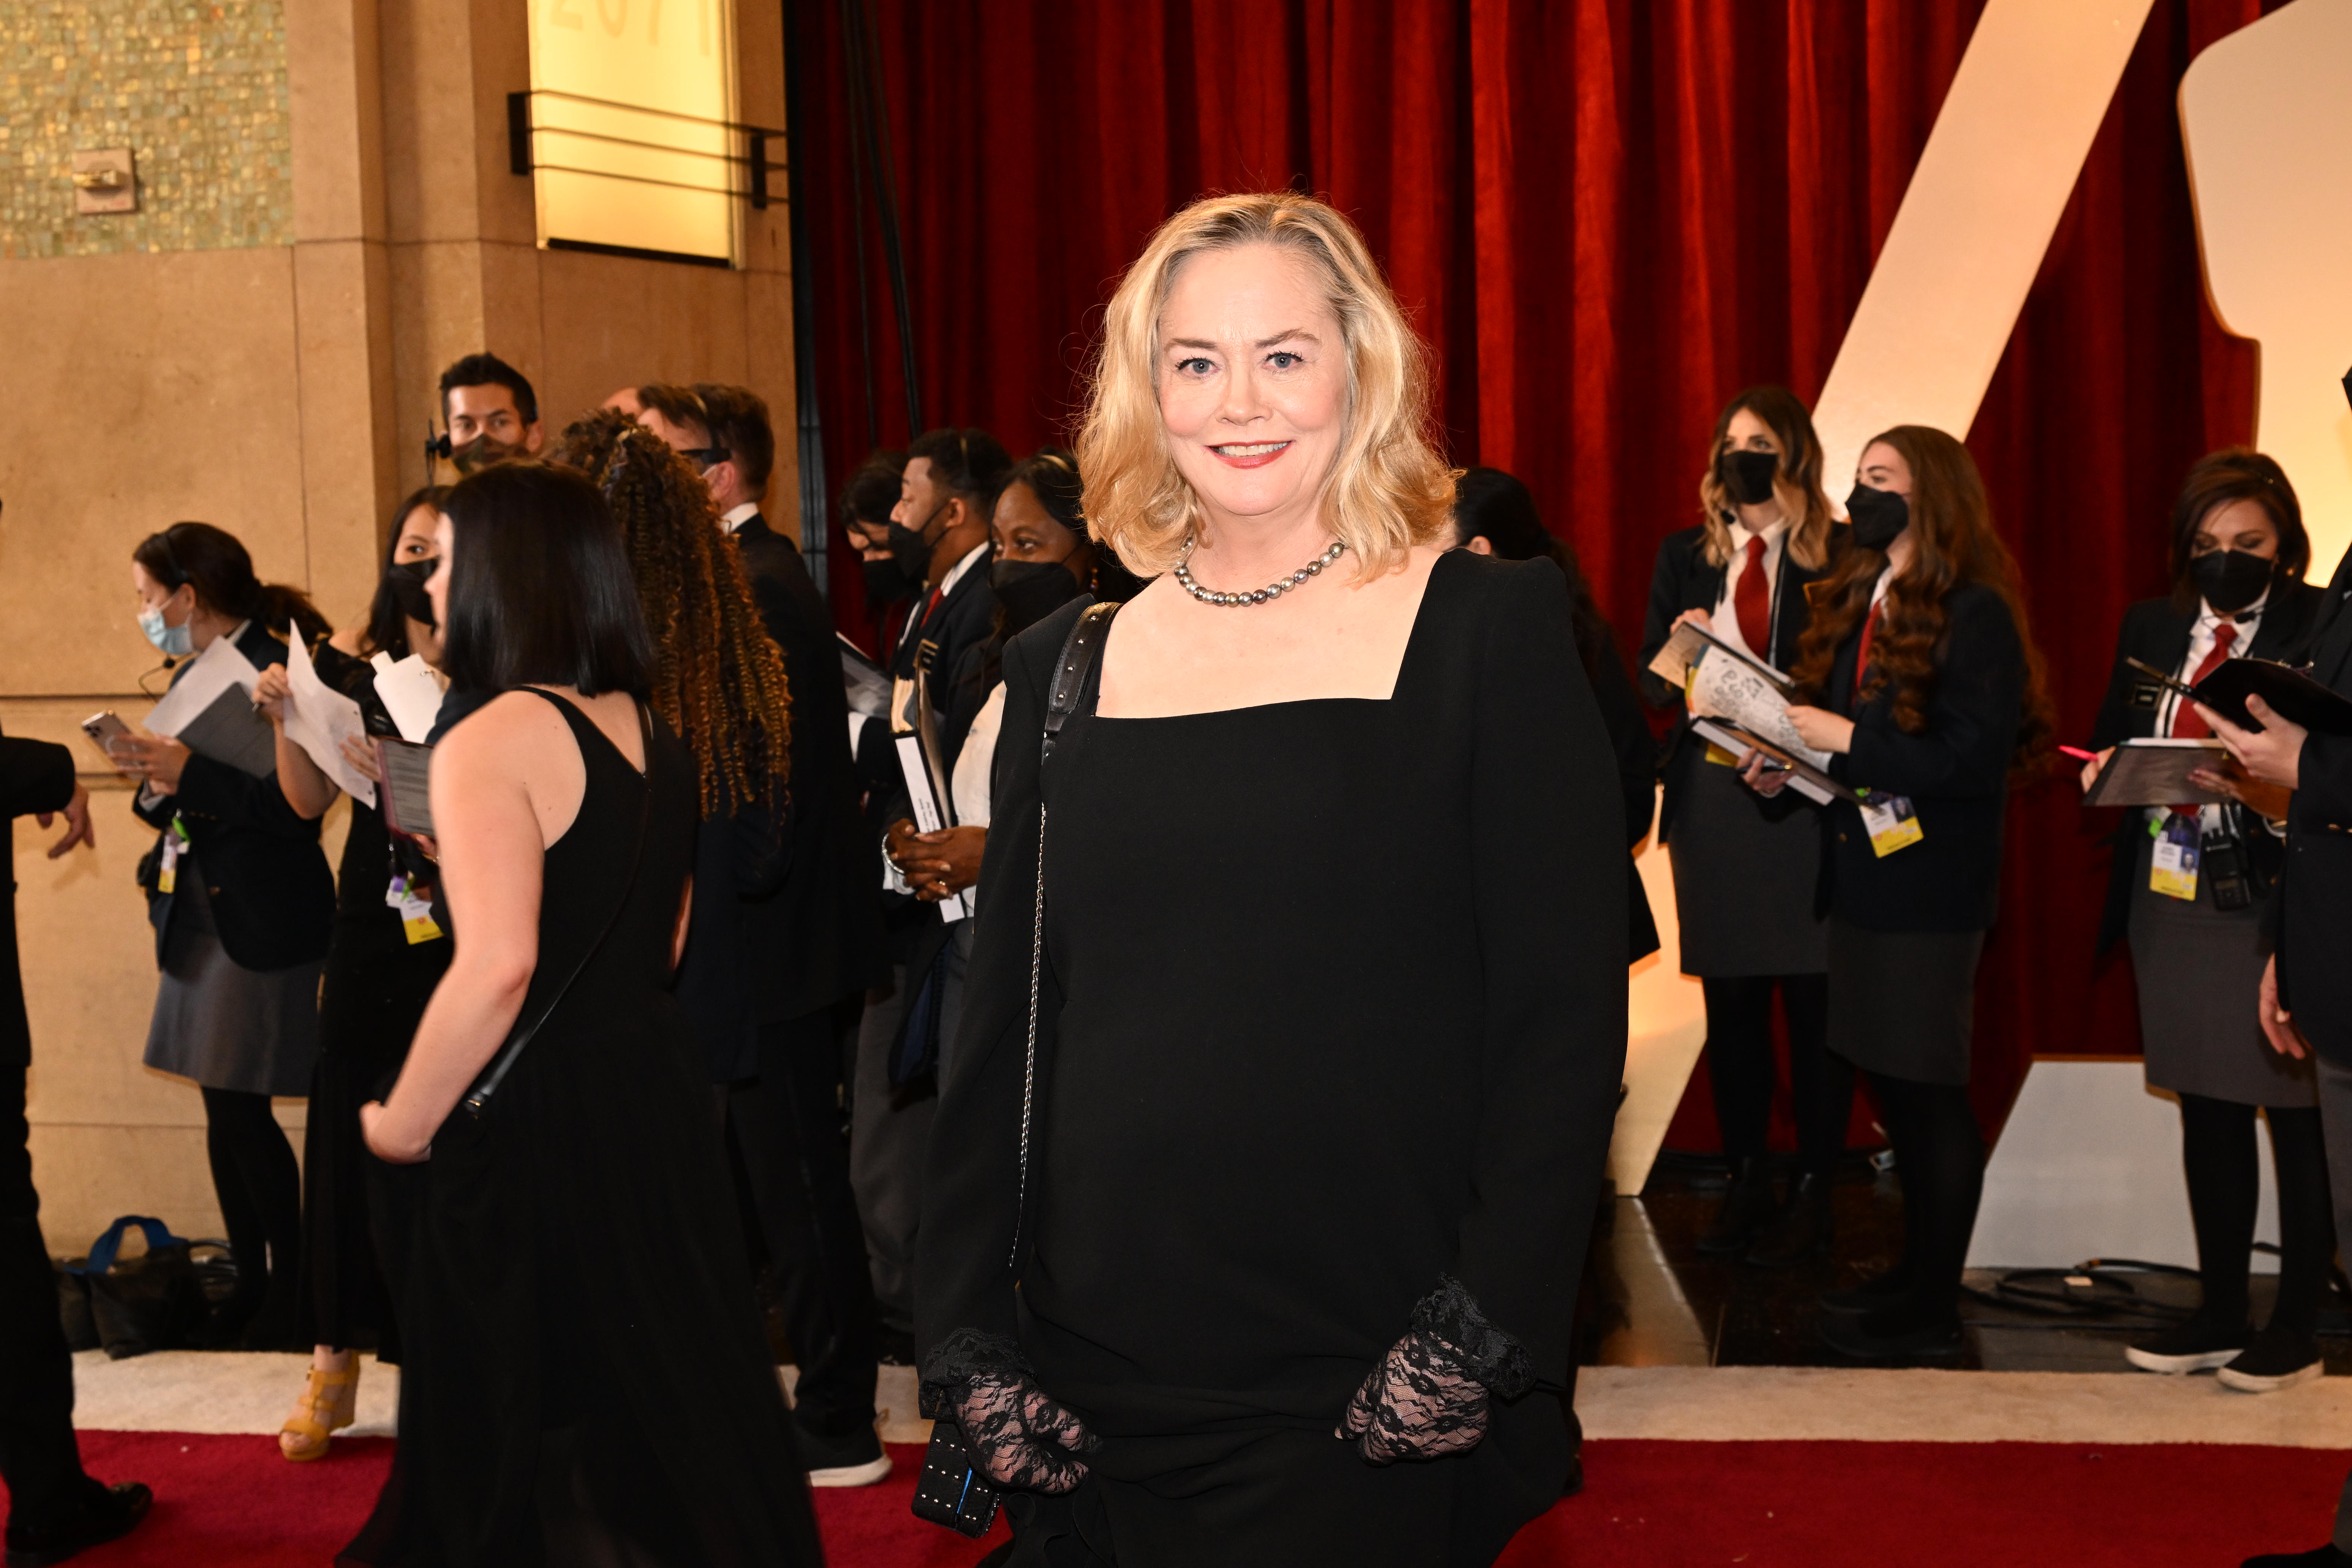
1 0 292 260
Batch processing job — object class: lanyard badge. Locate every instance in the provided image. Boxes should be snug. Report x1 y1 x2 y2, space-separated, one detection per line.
1857 789 1923 858
386 873 446 945
158 817 188 895
2150 813 2201 902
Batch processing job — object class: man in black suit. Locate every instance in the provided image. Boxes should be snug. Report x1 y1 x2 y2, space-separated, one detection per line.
852 428 1007 1352
0 738 150 1563
632 383 896 1485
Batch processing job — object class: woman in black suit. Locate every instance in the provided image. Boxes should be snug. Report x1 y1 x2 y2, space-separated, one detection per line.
1750 425 2051 1360
107 523 337 1350
1637 387 1850 1265
1457 466 1659 963
2082 450 2330 1395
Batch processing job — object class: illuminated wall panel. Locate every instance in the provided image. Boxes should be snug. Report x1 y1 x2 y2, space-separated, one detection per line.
527 0 740 266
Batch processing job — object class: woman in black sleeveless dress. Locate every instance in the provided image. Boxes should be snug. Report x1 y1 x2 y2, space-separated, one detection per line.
347 463 819 1566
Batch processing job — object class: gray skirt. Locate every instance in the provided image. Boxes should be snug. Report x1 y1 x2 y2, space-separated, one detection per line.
142 852 321 1097
1827 918 1985 1087
2126 829 2314 1108
1666 752 1828 978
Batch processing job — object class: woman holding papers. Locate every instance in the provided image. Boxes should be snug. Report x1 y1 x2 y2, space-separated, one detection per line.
112 522 335 1351
248 487 452 1460
1636 387 1851 1266
2081 450 2331 1394
1750 425 2050 1360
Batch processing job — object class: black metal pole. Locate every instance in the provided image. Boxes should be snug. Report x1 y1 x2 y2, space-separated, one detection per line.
782 0 830 599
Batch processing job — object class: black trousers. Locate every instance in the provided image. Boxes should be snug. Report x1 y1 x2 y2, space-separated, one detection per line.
1701 974 1849 1173
721 1000 879 1439
0 1067 87 1529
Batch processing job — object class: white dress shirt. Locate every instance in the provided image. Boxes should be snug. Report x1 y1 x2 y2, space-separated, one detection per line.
719 501 761 535
2152 591 2267 835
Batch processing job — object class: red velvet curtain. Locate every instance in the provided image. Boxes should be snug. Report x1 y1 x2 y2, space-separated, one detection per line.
789 0 2279 1140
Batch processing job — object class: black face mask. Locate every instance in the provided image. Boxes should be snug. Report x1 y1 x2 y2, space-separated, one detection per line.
888 500 952 583
386 558 438 628
2191 547 2276 616
991 559 1084 635
1719 448 1780 508
1845 485 1909 552
449 433 524 476
861 555 914 605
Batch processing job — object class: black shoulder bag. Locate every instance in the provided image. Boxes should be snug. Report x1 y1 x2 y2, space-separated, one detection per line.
459 700 656 1118
913 602 1119 1540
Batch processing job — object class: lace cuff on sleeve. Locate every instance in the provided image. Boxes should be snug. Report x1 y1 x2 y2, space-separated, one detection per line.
917 1326 1030 1420
1410 1274 1535 1399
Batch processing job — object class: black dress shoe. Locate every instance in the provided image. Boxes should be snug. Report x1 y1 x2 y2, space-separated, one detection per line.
2125 1315 2251 1375
793 1415 891 1487
5 1481 151 1566
1696 1157 1777 1258
1819 1269 1910 1315
1747 1170 1834 1268
2241 1546 2352 1566
2218 1324 2327 1394
1818 1308 1963 1361
1562 1448 1584 1498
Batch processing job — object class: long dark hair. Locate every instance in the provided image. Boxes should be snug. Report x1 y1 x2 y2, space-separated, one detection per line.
364 485 450 660
1453 467 1622 686
437 462 656 698
2168 447 2308 612
555 409 793 815
1789 426 2053 770
133 522 331 645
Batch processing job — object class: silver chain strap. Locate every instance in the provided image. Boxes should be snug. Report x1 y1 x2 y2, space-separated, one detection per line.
1008 802 1046 1267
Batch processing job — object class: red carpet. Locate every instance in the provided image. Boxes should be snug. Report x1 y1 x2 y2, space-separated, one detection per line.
5 1435 2339 1565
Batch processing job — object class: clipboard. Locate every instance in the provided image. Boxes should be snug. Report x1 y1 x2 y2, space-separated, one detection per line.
1648 618 1796 697
1689 717 1858 806
889 669 971 922
374 737 436 840
2130 654 2352 737
2079 737 2228 809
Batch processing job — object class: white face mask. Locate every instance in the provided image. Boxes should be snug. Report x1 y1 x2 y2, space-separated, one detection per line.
140 601 194 657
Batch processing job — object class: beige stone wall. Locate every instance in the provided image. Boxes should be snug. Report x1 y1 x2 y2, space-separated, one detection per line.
9 0 795 1252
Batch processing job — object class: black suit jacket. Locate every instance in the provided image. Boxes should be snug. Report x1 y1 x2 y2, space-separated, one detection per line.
731 515 888 1024
1638 522 1843 840
1815 581 2024 932
2086 583 2326 953
2274 555 2352 1058
0 733 75 1067
131 621 334 972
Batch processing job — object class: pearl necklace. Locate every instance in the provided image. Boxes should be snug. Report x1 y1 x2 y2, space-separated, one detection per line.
1172 537 1347 607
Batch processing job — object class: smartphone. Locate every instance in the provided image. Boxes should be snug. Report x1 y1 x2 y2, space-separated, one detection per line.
80 711 130 759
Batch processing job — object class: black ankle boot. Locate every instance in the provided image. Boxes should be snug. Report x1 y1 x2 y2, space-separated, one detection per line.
1696 1157 1777 1258
1746 1170 1834 1268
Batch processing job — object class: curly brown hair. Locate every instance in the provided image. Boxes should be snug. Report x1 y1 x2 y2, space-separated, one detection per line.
554 409 792 816
1791 425 2053 773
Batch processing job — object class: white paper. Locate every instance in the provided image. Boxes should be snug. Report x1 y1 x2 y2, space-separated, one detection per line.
369 651 446 744
143 636 260 738
1688 648 1833 771
284 626 376 808
893 734 972 923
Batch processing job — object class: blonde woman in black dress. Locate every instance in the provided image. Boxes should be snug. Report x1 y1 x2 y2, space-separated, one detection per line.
917 193 1627 1565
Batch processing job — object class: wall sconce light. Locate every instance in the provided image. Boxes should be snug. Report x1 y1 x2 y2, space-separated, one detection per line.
72 149 138 215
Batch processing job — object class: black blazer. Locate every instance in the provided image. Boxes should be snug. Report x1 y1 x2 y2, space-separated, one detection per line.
2274 555 2352 1058
1638 522 1841 839
731 515 888 1024
131 621 335 973
1815 581 2024 933
1584 627 1662 963
0 733 75 1068
2086 583 2327 953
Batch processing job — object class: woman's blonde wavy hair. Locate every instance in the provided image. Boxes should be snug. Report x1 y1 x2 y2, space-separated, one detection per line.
1075 191 1456 580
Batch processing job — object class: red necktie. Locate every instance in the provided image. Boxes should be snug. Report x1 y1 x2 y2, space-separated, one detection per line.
922 586 944 623
2168 622 2237 816
2170 622 2237 740
1855 603 1883 684
1733 536 1770 656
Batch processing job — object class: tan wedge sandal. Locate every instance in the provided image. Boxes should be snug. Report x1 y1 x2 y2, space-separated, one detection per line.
280 1360 361 1462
